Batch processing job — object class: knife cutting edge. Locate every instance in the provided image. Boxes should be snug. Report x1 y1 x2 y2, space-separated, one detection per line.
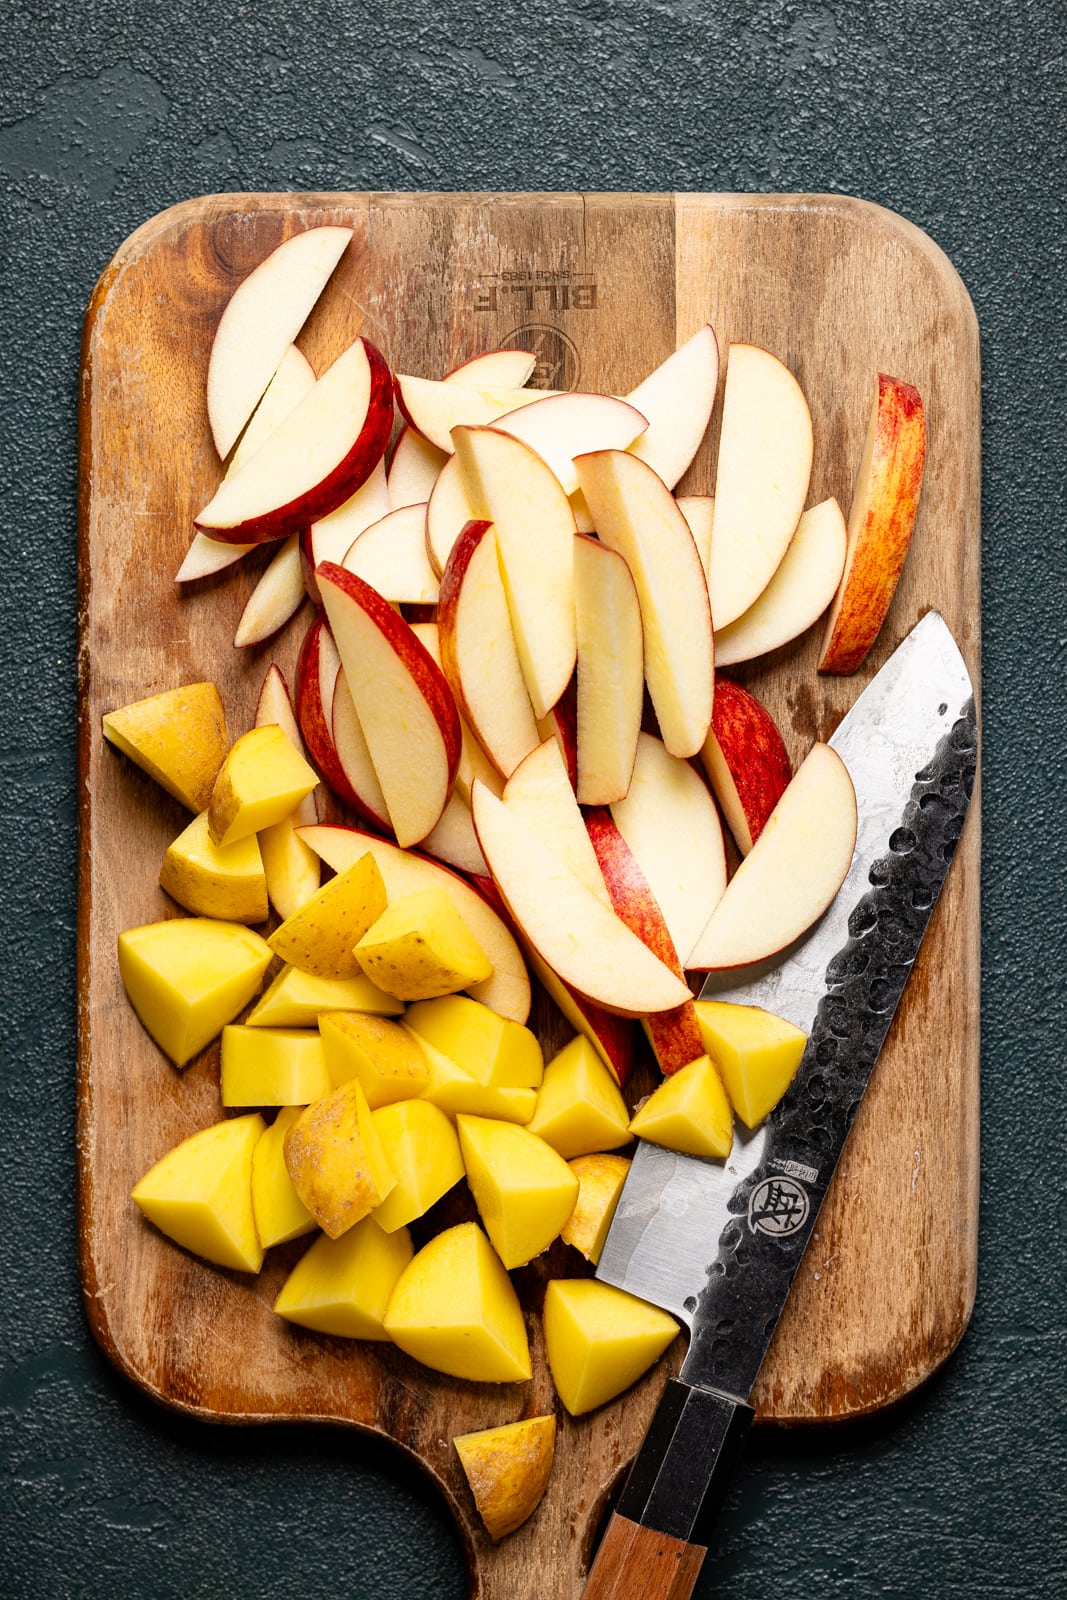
583 611 978 1599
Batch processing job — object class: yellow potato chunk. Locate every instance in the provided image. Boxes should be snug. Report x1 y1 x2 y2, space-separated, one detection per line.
245 965 402 1028
159 810 268 923
268 853 387 979
561 1153 632 1265
274 1215 413 1338
694 1000 807 1127
383 1221 532 1382
456 1115 579 1270
117 917 272 1068
319 1012 431 1105
283 1079 397 1239
628 1054 733 1160
354 888 493 1001
413 1035 537 1125
221 1026 331 1108
131 1113 266 1272
525 1035 631 1159
103 681 228 813
404 995 543 1089
258 812 321 922
454 1415 556 1540
208 724 318 848
543 1279 679 1416
251 1107 317 1248
371 1099 465 1231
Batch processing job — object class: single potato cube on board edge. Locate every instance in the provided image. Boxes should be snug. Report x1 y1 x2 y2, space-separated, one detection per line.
561 1153 632 1265
131 1113 266 1273
694 1000 807 1128
354 887 493 1000
117 919 273 1068
274 1216 414 1339
628 1054 734 1160
159 810 268 923
283 1078 396 1239
220 1026 331 1108
267 853 387 980
245 964 402 1028
543 1279 680 1417
251 1108 318 1249
208 724 318 848
318 1012 431 1104
454 1416 557 1541
102 681 229 813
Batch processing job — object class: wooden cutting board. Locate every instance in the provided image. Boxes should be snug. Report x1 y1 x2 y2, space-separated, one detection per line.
77 191 981 1599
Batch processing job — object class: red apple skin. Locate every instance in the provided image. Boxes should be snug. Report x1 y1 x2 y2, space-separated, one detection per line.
584 808 704 1076
703 677 792 855
538 676 579 790
819 374 926 675
436 515 495 724
294 615 378 821
195 339 394 545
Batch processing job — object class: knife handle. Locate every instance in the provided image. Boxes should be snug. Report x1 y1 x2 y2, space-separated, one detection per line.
583 1379 754 1600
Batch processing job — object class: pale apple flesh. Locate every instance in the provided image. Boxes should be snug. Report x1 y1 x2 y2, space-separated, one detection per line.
700 676 792 855
625 323 720 490
301 459 390 602
425 451 481 577
387 427 447 512
331 667 392 832
234 534 306 648
715 498 847 666
573 533 644 805
294 616 365 813
342 504 439 605
492 391 648 496
395 374 558 454
409 620 505 805
502 739 613 908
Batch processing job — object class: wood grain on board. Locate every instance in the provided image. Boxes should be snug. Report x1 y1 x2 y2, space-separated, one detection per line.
77 192 981 1600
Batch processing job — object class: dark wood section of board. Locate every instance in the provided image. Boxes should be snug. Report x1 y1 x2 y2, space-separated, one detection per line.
77 193 981 1600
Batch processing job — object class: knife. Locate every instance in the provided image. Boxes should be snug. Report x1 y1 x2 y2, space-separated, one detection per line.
583 610 978 1599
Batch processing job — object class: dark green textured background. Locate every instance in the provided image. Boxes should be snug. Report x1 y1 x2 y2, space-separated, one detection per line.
2 1 1064 1595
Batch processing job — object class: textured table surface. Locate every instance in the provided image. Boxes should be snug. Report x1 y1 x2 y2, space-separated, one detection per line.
2 3 1064 1597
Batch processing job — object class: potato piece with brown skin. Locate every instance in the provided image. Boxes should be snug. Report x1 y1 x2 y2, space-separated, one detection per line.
454 1416 556 1540
268 852 387 979
103 682 228 812
283 1078 396 1238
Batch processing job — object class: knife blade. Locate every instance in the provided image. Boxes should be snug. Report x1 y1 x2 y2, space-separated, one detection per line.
583 611 978 1599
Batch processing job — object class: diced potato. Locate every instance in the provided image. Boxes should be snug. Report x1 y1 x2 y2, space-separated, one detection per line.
103 681 228 813
319 1012 431 1105
245 965 403 1028
274 1215 413 1338
383 1221 531 1382
354 887 493 1001
543 1279 679 1416
283 1079 397 1238
457 1115 579 1270
370 1099 464 1231
525 1035 631 1159
159 810 268 923
221 1026 331 1107
454 1416 556 1540
208 724 318 847
413 1034 537 1124
268 853 387 980
561 1153 632 1264
404 995 543 1089
117 918 272 1068
694 1000 807 1127
251 1107 317 1248
131 1113 266 1272
628 1054 733 1160
258 812 321 921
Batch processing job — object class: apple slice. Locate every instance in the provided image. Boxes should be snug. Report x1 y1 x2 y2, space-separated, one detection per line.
575 448 713 758
715 498 847 666
331 667 392 832
425 451 480 576
573 533 643 805
536 680 579 791
700 677 792 855
317 564 460 847
819 375 926 675
437 519 541 779
294 617 364 812
387 427 447 512
625 324 720 490
452 426 577 720
609 732 726 964
341 504 439 605
525 951 637 1089
492 393 648 496
206 224 352 459
395 375 557 454
299 824 531 1022
676 495 714 581
471 781 692 1019
300 457 390 603
585 807 705 1076
445 349 537 388
195 338 393 545
410 621 505 805
233 534 306 647
502 740 612 908
707 343 813 628
420 791 488 878
686 743 857 971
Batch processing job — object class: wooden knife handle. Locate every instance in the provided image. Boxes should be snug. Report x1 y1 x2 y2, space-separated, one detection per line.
582 1379 754 1600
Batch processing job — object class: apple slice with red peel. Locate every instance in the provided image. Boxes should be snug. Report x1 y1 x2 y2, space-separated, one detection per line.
301 457 389 604
527 949 637 1089
233 534 306 647
585 808 704 1076
503 740 612 908
206 225 352 460
716 498 847 666
686 743 857 971
676 495 714 582
294 617 366 813
425 451 479 576
536 678 579 791
708 343 813 628
819 375 926 675
574 533 643 805
395 375 558 454
452 426 577 720
445 349 537 388
625 324 720 490
437 519 541 780
492 393 648 496
341 504 439 605
609 732 727 963
575 448 713 759
317 563 461 847
700 677 792 855
471 781 691 1018
254 663 321 918
299 824 531 1023
195 338 393 545
331 667 392 832
420 790 488 878
388 427 446 512
410 621 504 804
